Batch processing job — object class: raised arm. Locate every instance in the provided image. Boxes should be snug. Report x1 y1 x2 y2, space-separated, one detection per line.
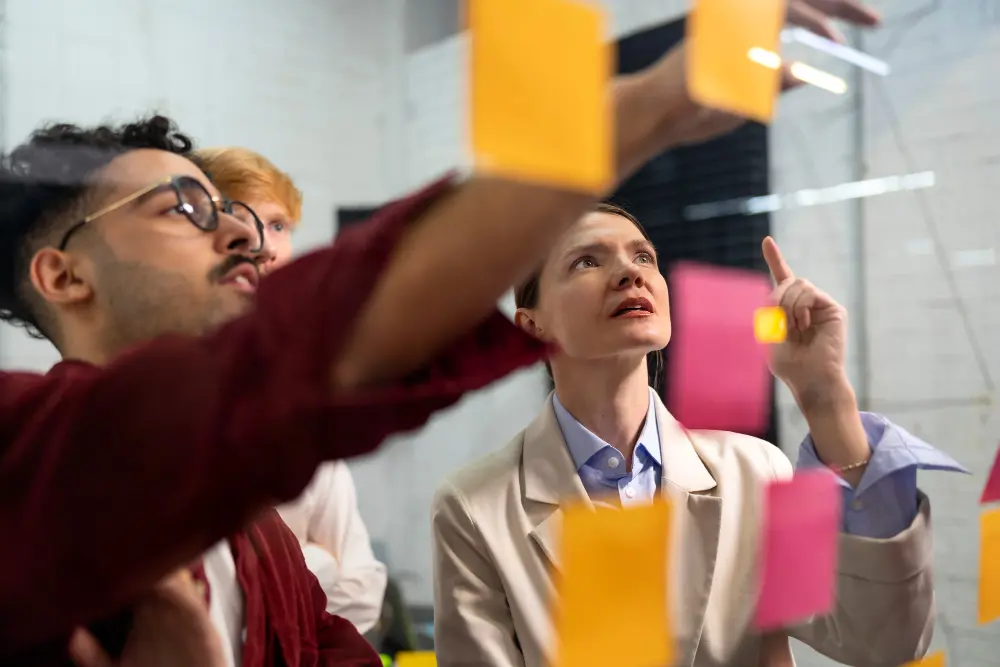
331 45 741 391
0 41 750 658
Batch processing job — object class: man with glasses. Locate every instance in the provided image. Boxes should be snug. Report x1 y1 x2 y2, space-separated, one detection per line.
0 117 383 667
0 13 881 663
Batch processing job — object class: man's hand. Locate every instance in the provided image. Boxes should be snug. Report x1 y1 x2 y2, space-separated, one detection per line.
636 0 882 151
788 0 881 43
68 570 225 667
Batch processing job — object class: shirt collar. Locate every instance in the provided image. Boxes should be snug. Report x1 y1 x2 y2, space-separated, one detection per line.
553 387 662 472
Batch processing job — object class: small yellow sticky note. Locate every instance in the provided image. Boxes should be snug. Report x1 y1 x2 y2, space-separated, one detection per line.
980 508 1000 624
553 500 673 667
687 0 788 123
900 651 946 667
469 0 612 193
754 306 787 344
395 651 437 667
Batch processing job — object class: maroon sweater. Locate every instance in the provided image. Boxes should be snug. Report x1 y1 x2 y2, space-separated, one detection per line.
0 177 547 664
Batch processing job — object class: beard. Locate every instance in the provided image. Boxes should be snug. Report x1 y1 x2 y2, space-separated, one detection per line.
95 259 250 354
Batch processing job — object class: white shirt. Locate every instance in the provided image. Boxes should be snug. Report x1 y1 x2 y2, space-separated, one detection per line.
276 461 388 633
203 540 244 667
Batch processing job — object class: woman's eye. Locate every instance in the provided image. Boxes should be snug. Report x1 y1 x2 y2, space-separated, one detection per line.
571 257 597 270
636 252 654 264
270 222 286 234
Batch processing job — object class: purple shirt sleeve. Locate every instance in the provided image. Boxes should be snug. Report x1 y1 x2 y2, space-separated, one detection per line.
796 412 968 538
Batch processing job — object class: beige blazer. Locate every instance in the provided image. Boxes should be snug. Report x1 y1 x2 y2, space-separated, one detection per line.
431 393 934 667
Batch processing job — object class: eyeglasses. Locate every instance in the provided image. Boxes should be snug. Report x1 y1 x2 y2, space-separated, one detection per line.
57 175 265 253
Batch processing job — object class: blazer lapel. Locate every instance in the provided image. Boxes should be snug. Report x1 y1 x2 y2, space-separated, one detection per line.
654 397 723 667
521 392 724 667
522 393 591 571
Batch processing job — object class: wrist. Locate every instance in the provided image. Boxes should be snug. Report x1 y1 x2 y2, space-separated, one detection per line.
792 371 857 419
612 55 691 178
796 375 870 483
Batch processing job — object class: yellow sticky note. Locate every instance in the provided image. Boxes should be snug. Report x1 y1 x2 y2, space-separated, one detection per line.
553 500 673 667
469 0 612 193
900 651 946 667
395 652 437 667
980 508 1000 624
754 306 787 344
687 0 788 123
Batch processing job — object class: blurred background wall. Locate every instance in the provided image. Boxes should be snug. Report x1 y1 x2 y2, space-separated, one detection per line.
2 1 998 664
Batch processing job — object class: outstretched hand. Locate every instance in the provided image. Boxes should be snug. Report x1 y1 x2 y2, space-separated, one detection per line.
788 0 882 44
642 0 882 150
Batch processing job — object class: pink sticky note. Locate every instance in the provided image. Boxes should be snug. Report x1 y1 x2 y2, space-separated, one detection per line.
981 443 1000 504
666 262 773 433
755 469 842 630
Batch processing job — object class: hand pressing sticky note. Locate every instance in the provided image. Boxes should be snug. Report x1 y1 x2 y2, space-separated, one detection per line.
395 652 437 667
901 651 946 667
553 500 673 667
754 306 787 344
469 0 612 193
981 443 1000 504
755 469 842 630
667 262 773 433
979 507 1000 624
687 0 788 123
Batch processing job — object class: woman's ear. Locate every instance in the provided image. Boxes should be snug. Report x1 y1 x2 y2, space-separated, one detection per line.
514 308 546 340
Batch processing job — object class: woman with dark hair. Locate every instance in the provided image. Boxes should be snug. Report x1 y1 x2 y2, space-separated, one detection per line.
431 204 956 667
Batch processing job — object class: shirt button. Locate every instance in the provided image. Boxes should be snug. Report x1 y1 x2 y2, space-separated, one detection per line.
608 456 620 469
851 499 863 511
625 488 636 499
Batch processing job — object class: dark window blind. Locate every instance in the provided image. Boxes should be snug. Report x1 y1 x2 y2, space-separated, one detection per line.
611 18 778 445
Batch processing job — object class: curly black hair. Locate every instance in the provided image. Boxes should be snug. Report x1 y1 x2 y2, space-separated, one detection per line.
0 114 195 340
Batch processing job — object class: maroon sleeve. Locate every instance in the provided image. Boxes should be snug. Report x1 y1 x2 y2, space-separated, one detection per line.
0 175 547 655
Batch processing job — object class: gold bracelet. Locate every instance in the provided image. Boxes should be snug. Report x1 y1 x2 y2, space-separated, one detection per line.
832 458 870 473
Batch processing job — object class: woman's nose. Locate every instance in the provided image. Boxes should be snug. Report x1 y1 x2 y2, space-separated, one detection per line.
615 263 644 289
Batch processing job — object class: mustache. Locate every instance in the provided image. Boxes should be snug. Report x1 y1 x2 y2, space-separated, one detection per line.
209 255 259 283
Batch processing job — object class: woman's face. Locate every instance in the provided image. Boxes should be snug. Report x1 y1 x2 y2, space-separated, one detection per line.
519 211 671 362
243 197 295 274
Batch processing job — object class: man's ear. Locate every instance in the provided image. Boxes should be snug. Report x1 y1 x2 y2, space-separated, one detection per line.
29 248 94 309
514 307 547 341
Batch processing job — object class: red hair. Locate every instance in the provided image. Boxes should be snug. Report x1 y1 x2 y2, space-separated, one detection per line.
192 147 302 225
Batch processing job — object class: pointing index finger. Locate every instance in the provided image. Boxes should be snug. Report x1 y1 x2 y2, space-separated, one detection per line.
762 236 795 284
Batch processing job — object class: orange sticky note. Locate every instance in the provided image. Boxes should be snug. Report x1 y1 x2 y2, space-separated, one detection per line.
553 500 673 667
469 0 612 193
754 306 787 343
901 651 946 667
396 652 437 667
687 0 788 123
979 508 1000 624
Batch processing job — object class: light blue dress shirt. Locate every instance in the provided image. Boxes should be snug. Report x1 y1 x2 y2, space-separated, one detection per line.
552 389 967 538
553 389 661 508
